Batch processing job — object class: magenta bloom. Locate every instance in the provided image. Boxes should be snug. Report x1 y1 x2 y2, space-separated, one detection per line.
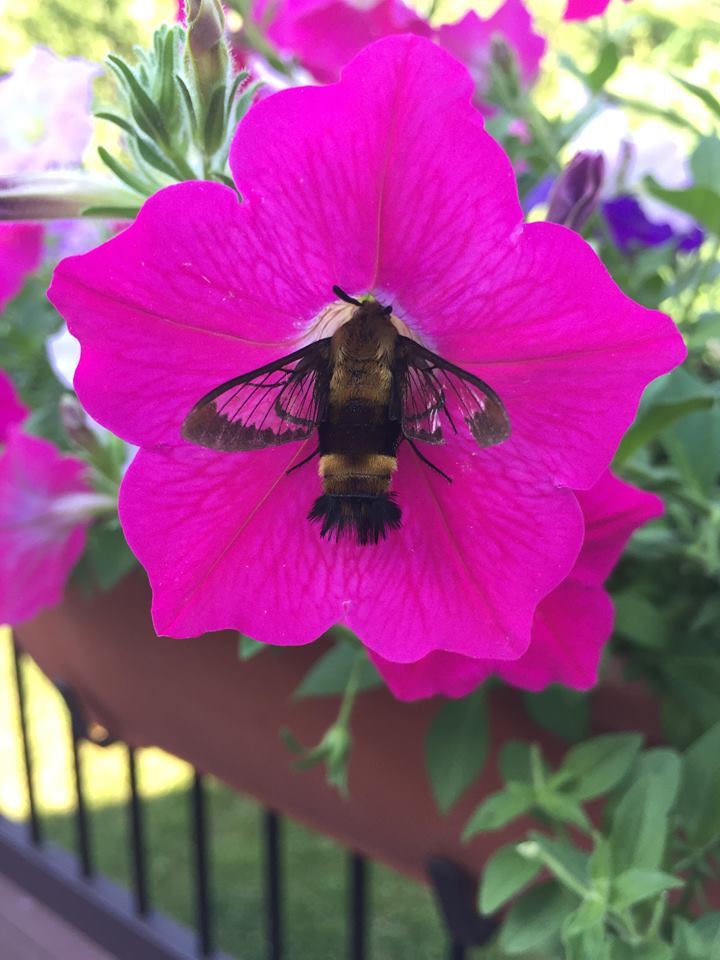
0 427 91 625
266 0 542 91
49 37 683 671
437 0 546 95
0 223 44 311
370 472 662 699
0 371 28 442
268 0 430 82
564 0 630 20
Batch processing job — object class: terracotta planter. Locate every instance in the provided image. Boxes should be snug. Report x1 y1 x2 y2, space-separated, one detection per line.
15 570 663 885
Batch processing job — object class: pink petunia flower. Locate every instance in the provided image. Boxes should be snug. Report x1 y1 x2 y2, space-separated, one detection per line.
265 0 543 91
0 371 28 443
369 472 663 699
267 0 431 83
0 223 44 312
564 0 630 20
436 0 546 97
0 427 93 625
48 37 684 671
0 48 99 175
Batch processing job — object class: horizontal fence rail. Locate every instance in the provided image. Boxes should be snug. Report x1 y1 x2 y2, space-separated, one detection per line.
0 635 497 960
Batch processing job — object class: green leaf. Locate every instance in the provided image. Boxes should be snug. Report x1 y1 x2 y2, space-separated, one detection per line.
499 881 578 955
107 54 169 142
536 789 590 831
613 591 671 647
463 782 534 837
97 146 153 196
85 522 137 592
238 635 265 660
519 833 590 895
500 740 534 784
643 176 720 235
691 136 720 191
523 687 589 742
478 844 542 914
553 734 644 802
425 689 488 813
609 773 674 874
613 941 672 960
615 396 715 465
672 74 720 121
611 868 683 909
587 40 620 93
562 895 606 939
294 644 381 699
677 721 720 847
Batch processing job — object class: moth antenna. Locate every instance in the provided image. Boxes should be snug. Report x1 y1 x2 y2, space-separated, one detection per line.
332 285 362 307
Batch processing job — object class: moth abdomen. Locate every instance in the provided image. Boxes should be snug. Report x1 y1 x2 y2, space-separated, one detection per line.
308 493 402 545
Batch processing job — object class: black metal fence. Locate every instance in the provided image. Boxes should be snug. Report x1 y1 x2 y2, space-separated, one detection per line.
0 635 496 960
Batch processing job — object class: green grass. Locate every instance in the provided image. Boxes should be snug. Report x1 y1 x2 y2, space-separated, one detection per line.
0 629 518 959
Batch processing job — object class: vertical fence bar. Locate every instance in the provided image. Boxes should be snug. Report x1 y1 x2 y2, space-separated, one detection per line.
191 771 213 957
10 635 42 846
69 722 93 878
126 745 150 916
263 809 283 960
348 853 368 960
448 943 466 960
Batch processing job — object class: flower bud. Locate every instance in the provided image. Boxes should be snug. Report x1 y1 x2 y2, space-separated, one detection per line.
547 151 605 232
185 0 229 102
60 394 99 454
0 172 138 221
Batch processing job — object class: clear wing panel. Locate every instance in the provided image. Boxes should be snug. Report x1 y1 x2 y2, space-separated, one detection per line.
183 340 330 451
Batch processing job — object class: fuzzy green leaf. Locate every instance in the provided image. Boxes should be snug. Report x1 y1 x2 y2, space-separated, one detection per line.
426 689 488 814
479 844 542 915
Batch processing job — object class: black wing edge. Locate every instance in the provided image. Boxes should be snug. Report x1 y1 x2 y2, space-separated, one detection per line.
394 336 511 448
182 338 331 451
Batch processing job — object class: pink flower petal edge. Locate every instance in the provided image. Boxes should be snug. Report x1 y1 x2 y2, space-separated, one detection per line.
0 428 90 626
0 223 44 312
370 472 663 699
564 0 628 20
0 371 28 443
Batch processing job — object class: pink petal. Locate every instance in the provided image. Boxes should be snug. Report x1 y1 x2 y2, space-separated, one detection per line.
0 429 89 625
268 0 431 83
119 436 582 661
437 0 546 92
573 470 663 585
371 581 612 699
370 470 659 698
0 371 28 442
0 223 44 311
48 182 329 447
563 0 613 19
430 223 686 489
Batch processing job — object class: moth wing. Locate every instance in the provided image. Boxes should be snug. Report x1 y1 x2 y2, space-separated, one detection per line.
182 339 331 451
394 337 510 448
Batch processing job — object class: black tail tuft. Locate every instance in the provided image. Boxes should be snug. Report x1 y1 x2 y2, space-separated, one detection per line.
308 494 402 545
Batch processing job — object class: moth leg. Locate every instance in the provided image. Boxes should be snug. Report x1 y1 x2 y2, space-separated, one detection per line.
403 436 452 483
286 445 321 474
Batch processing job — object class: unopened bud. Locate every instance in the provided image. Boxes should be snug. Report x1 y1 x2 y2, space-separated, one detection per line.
185 0 229 101
0 172 138 221
60 394 99 454
547 151 605 232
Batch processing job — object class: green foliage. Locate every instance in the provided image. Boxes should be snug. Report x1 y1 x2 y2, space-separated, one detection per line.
465 734 720 960
425 688 489 813
95 19 259 204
